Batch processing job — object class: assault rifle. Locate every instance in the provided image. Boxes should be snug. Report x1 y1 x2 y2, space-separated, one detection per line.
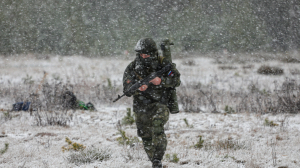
113 63 172 102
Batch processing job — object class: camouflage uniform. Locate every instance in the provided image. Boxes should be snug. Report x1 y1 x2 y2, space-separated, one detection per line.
122 38 180 166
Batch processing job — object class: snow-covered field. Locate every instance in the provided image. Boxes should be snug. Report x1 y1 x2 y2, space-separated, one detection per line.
1 54 300 168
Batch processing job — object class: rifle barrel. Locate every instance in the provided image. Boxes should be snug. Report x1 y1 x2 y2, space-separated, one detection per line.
113 94 125 102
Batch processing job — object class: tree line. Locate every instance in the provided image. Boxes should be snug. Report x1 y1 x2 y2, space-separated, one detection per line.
0 0 299 56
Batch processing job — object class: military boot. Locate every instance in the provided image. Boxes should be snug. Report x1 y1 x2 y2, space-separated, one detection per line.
152 159 162 168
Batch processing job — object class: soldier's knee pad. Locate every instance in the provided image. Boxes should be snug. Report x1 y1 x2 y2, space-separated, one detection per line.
153 119 164 135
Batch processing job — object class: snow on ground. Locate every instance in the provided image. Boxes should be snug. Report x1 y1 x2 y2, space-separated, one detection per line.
0 55 128 85
1 54 300 168
1 108 300 168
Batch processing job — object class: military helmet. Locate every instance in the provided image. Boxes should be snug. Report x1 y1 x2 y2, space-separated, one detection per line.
134 38 158 53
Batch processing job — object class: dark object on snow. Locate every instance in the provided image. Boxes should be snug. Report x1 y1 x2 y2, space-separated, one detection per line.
86 102 96 111
77 101 96 111
62 91 77 110
257 65 284 75
62 91 96 111
12 102 31 111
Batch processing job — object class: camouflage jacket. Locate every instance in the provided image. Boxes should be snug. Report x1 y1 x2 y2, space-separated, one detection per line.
123 54 181 112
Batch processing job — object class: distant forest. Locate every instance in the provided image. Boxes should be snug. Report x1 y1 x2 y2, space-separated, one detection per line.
0 0 299 56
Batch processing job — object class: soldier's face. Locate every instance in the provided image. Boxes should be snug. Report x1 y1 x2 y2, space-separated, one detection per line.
139 52 157 68
140 53 150 59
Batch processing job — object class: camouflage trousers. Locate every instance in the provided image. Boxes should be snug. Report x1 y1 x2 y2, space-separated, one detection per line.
134 102 170 161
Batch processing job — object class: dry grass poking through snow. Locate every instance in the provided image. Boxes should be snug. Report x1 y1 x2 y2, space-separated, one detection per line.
1 109 300 167
0 54 300 167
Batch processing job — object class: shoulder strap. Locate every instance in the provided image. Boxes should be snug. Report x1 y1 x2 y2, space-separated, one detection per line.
134 71 142 80
158 56 165 64
131 59 143 80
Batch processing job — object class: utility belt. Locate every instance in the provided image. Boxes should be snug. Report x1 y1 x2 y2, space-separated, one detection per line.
135 95 169 106
142 99 154 105
136 97 156 105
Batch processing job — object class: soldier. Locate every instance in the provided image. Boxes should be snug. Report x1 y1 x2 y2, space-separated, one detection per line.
122 38 181 168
